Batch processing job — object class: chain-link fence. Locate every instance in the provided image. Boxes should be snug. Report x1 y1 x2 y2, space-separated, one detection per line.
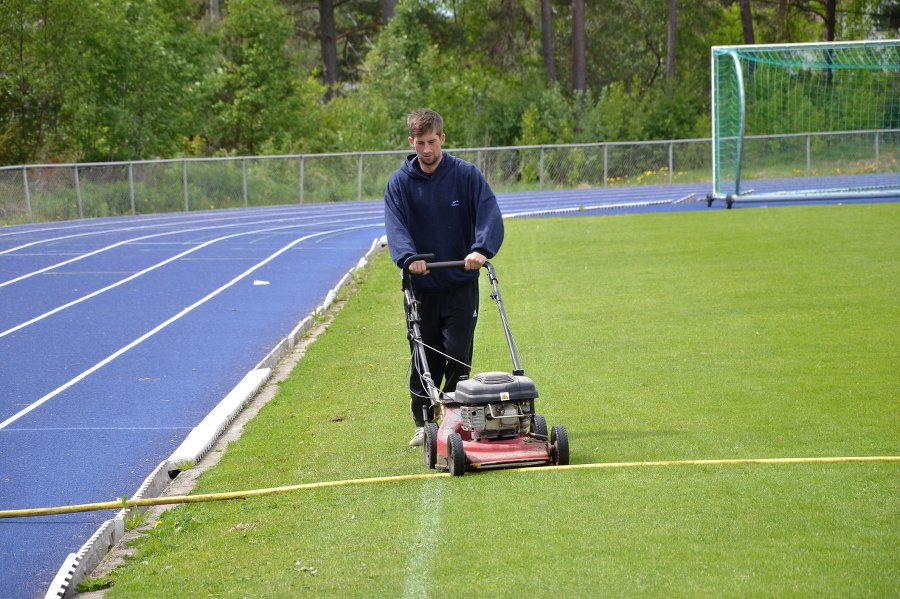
0 139 716 225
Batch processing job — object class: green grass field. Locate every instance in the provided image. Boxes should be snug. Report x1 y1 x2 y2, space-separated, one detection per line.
94 203 899 598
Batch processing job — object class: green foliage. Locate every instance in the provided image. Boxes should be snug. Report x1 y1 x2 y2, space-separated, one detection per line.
65 0 217 162
0 0 94 164
517 85 573 146
2 0 896 166
206 0 323 155
640 83 710 141
75 572 118 593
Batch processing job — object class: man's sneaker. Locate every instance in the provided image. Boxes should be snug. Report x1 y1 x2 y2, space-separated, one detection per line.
408 427 425 447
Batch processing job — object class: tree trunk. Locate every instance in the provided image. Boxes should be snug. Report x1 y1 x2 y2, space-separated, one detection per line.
540 0 556 83
210 0 219 18
822 0 836 83
319 0 339 99
572 0 586 92
739 0 755 44
666 0 676 84
381 0 397 26
823 0 836 41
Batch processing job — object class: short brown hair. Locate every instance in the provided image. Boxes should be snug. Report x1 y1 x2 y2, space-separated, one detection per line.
407 109 443 138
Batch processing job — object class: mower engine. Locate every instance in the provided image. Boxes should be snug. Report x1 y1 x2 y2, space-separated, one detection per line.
452 372 538 440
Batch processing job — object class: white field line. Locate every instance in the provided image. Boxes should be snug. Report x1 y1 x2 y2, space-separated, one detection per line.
401 478 445 599
503 198 680 219
0 223 380 430
0 215 380 338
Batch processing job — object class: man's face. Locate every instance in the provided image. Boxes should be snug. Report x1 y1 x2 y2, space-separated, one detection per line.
409 129 445 173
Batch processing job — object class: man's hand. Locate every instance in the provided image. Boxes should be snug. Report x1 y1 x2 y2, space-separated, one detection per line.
408 260 429 275
464 251 486 270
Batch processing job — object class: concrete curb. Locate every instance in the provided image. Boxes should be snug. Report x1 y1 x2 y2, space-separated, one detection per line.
44 235 387 599
165 367 272 477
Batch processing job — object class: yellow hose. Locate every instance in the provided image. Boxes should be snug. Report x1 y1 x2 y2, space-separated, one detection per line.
2 456 897 519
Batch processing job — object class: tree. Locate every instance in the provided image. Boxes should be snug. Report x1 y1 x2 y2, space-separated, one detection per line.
0 0 93 163
381 0 397 24
540 0 557 83
6 0 878 165
207 0 322 154
667 0 676 83
739 0 755 44
70 0 217 161
289 0 390 99
319 0 339 98
572 0 585 92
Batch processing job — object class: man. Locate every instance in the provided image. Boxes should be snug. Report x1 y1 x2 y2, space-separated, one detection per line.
384 109 504 447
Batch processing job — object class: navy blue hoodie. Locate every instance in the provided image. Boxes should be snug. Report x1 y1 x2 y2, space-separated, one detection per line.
384 151 504 291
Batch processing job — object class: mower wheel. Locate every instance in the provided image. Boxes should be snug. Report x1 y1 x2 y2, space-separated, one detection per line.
550 425 569 466
531 414 548 437
448 433 466 476
423 423 439 469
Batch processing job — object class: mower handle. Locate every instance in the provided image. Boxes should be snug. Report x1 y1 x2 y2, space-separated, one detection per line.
402 253 491 272
402 254 490 290
401 253 520 373
402 253 463 272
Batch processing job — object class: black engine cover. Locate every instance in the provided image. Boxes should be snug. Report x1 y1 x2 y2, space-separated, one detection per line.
452 371 539 405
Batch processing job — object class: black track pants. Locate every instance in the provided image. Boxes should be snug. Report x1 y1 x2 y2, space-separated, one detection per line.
408 278 479 426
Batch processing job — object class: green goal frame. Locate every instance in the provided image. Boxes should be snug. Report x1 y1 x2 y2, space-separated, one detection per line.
711 40 900 206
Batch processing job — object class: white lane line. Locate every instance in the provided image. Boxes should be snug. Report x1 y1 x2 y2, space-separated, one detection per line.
0 223 380 431
0 204 347 240
0 204 381 254
0 214 189 239
401 479 445 599
0 210 379 288
0 216 381 338
2 427 194 432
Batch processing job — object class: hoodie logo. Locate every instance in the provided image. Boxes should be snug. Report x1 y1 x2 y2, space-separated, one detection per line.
451 200 460 207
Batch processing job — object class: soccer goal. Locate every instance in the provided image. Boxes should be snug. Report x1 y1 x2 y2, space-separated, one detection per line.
710 40 900 206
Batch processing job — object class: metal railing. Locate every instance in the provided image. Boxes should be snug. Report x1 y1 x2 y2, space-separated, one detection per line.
0 139 712 225
0 131 896 224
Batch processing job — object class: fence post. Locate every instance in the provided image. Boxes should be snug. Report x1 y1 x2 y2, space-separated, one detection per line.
875 131 880 172
299 156 305 203
23 167 33 223
668 142 674 184
128 163 136 215
242 159 249 207
806 134 811 177
75 165 84 219
603 144 609 187
183 160 189 211
539 147 545 191
358 153 364 201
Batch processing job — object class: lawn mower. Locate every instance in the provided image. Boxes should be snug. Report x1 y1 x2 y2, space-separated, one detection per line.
402 254 569 476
